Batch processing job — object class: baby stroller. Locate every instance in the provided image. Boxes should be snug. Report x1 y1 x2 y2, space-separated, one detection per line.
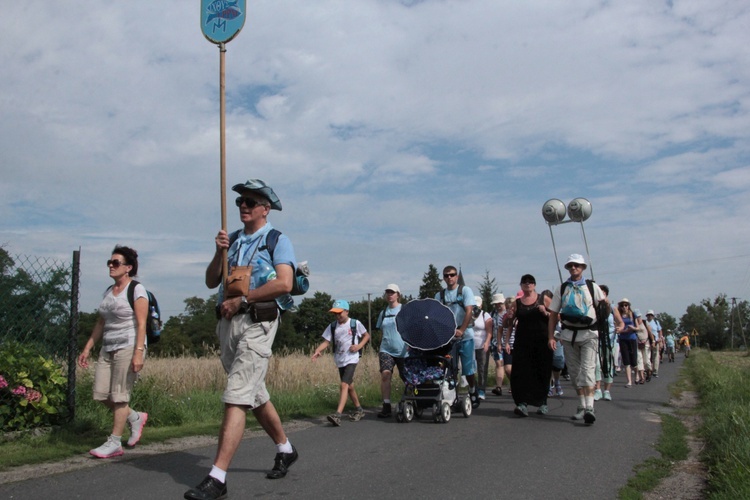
394 299 472 423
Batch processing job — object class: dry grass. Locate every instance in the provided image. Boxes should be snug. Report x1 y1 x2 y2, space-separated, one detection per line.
107 349 382 395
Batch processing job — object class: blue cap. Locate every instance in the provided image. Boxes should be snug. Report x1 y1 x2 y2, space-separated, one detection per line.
330 299 349 313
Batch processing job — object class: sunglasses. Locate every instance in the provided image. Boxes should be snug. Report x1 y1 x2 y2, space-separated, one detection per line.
521 280 535 285
567 263 583 268
235 197 265 209
107 259 127 268
443 273 457 278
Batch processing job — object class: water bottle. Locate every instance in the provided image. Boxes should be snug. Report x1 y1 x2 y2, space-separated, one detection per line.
256 261 295 311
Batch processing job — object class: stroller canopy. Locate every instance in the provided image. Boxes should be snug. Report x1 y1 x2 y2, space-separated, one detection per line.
396 298 457 350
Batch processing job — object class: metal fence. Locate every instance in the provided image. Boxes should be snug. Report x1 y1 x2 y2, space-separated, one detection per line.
0 250 80 431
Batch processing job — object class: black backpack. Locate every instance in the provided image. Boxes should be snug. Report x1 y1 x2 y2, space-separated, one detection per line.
229 228 308 296
125 281 162 345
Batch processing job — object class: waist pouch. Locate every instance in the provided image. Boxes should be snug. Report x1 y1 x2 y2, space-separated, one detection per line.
215 300 279 322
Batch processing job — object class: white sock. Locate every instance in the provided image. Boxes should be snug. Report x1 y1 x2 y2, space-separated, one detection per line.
209 465 227 483
127 410 139 423
277 439 293 454
383 399 391 404
110 434 122 443
585 396 594 408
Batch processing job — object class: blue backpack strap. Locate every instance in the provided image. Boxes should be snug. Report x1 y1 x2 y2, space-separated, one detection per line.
258 228 281 261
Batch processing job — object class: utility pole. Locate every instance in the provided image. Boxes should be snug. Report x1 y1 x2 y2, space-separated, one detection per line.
730 297 748 350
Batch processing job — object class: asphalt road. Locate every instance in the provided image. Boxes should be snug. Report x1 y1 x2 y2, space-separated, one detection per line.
0 355 685 500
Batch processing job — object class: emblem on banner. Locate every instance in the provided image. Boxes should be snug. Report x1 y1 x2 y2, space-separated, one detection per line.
200 0 247 44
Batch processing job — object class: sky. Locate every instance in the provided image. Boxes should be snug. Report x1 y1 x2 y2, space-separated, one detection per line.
1 0 749 322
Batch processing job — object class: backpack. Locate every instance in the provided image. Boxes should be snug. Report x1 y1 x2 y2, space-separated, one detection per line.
439 284 466 307
229 228 309 296
330 318 365 358
125 281 162 345
559 280 597 328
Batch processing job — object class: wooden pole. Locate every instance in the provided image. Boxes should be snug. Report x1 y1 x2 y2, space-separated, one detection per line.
219 42 228 286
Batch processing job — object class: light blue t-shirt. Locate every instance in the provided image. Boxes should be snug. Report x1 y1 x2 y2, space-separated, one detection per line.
220 222 297 309
435 286 476 341
646 318 662 341
376 305 407 357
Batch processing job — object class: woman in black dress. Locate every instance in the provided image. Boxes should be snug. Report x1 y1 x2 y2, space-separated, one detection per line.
511 275 554 416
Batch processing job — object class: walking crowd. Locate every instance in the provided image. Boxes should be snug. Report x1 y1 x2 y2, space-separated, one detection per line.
75 176 676 500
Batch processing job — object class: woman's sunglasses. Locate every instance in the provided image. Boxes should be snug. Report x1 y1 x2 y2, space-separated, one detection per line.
107 259 127 268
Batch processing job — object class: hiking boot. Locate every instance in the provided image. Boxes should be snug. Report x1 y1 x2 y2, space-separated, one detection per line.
514 403 528 417
593 389 602 401
126 412 148 447
603 390 612 401
349 408 365 422
537 404 549 415
266 445 298 479
571 406 585 420
327 413 341 426
583 407 596 424
89 436 123 459
491 386 503 396
377 403 392 418
184 475 227 500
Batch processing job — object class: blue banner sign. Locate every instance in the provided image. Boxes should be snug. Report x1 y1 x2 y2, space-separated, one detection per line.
201 0 247 44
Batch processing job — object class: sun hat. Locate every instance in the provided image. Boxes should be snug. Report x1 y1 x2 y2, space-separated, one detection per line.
385 284 401 294
474 296 483 308
564 253 587 269
619 298 631 305
491 293 506 304
232 179 282 211
633 308 642 318
646 309 655 316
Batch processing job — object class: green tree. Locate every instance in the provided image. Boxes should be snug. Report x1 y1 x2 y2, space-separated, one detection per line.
655 312 677 337
419 264 442 299
476 270 498 311
679 294 731 349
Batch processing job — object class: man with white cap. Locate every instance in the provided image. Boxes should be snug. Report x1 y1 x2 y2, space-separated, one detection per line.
547 254 606 424
374 284 407 418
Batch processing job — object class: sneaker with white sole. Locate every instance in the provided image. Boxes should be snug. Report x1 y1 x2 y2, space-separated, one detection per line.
127 412 148 447
514 403 528 417
603 390 612 401
89 436 123 459
571 406 585 420
555 384 564 397
537 404 549 415
478 389 486 400
593 389 602 401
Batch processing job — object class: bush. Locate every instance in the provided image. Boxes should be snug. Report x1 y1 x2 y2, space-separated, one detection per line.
0 341 68 432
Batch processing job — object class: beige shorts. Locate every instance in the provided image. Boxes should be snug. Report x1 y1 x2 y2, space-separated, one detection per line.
218 314 279 407
93 347 141 403
561 336 598 389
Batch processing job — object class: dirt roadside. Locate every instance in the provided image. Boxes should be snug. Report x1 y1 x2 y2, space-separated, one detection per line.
643 390 707 500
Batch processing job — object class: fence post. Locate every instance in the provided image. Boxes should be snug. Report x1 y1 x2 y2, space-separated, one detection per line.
66 249 81 421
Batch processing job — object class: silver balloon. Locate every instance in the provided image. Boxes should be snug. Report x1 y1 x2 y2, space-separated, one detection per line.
542 199 566 224
567 197 592 222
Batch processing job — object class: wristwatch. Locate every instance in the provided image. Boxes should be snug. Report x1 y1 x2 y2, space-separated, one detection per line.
240 296 250 312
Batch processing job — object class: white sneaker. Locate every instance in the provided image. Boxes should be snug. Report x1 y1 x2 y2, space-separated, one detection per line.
90 436 123 458
571 406 585 420
127 412 148 447
593 389 602 401
603 390 612 401
460 376 468 388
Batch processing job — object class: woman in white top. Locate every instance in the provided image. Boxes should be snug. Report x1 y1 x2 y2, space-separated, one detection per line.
472 297 493 400
78 245 149 459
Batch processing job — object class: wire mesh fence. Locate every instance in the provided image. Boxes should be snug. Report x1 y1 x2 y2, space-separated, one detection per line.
0 249 80 432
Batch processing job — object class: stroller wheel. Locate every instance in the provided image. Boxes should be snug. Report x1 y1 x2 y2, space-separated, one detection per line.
440 402 452 423
403 402 415 423
432 403 441 423
461 395 472 418
414 406 424 419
